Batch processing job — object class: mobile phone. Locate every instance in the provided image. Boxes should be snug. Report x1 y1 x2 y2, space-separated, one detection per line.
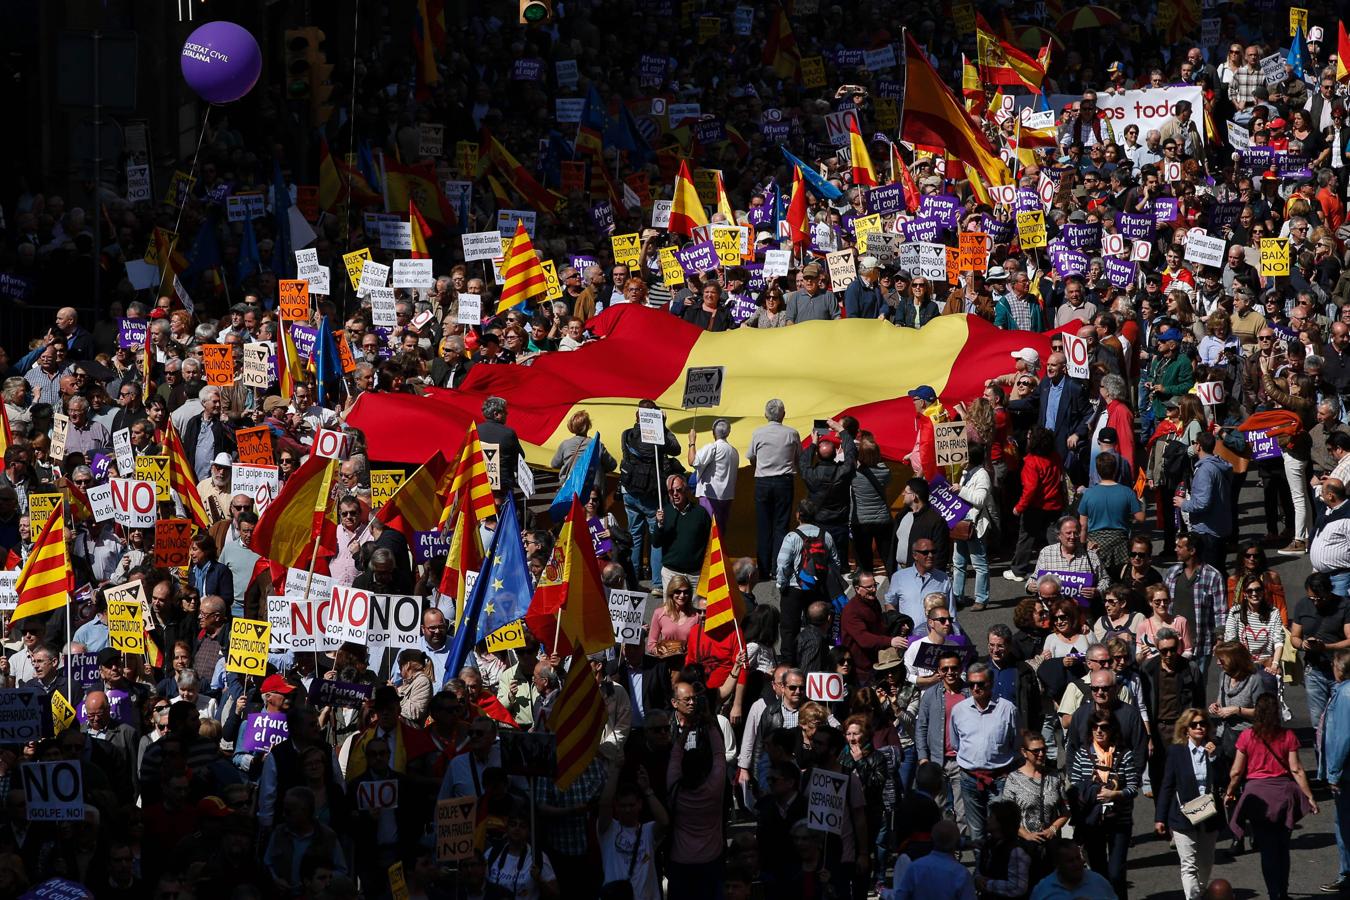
813 418 829 440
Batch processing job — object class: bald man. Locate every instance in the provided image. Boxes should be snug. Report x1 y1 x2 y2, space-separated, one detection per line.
54 307 93 360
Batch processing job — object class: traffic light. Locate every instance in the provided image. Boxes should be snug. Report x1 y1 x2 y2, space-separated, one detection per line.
284 27 334 126
519 0 552 25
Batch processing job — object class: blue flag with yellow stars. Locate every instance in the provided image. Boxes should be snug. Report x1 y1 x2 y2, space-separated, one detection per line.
446 498 533 680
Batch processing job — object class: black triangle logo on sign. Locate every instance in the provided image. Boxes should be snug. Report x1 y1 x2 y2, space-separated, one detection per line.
15 694 32 708
251 623 267 639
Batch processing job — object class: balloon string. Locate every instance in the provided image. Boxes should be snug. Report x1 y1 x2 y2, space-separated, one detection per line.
166 103 213 290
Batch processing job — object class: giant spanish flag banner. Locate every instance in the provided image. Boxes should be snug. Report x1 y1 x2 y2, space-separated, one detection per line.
349 306 1056 475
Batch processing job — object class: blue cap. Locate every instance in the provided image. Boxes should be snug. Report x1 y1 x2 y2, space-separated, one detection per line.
1157 327 1184 342
908 385 938 403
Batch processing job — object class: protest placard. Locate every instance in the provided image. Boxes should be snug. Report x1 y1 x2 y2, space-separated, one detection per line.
608 589 647 644
806 768 849 834
135 455 171 501
391 258 435 290
107 601 145 654
22 761 83 822
232 463 280 512
827 249 857 292
342 248 371 290
48 415 68 462
278 280 310 321
933 422 969 467
1260 237 1290 276
227 618 271 677
235 426 273 466
110 478 157 528
436 797 477 862
1016 210 1047 248
201 344 234 386
370 470 406 510
154 519 194 568
241 343 272 389
0 690 43 743
806 672 846 702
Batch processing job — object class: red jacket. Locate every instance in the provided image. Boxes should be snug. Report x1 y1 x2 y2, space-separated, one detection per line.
840 595 893 679
686 621 746 690
1015 454 1064 515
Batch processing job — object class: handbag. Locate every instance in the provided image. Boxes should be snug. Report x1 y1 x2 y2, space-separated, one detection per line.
1180 792 1218 825
951 520 975 541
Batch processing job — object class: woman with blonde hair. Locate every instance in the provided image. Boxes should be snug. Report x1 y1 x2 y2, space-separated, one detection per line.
647 575 698 658
548 409 617 490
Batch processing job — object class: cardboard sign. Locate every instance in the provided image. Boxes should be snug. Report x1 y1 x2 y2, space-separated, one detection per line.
801 55 826 88
1260 238 1290 276
682 366 725 409
484 619 528 653
1195 382 1226 406
241 343 272 389
1063 333 1091 380
112 429 134 475
226 617 270 677
711 226 741 268
806 768 850 834
826 248 858 293
1016 210 1047 248
27 493 62 531
110 478 157 528
231 464 280 512
933 422 970 468
456 294 483 325
278 280 310 321
357 779 399 811
22 761 83 822
806 672 846 702
49 415 68 462
480 443 501 491
103 579 146 605
358 260 390 298
107 601 145 654
87 483 114 523
418 122 444 158
370 470 406 510
436 797 478 862
1290 6 1307 35
928 475 973 526
658 246 683 286
637 408 665 445
342 248 372 291
134 455 171 502
50 690 77 735
153 519 194 568
0 690 44 743
313 428 351 461
239 712 288 753
201 344 234 386
651 200 673 229
1250 431 1282 460
1185 233 1227 269
309 677 373 709
389 862 409 900
608 588 647 645
1037 569 1096 603
235 426 273 466
392 258 435 290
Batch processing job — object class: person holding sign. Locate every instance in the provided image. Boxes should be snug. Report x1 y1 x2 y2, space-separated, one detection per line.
619 401 681 583
893 275 941 329
187 532 234 601
678 282 732 331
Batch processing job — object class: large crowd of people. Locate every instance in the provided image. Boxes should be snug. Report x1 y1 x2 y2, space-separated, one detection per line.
11 2 1350 899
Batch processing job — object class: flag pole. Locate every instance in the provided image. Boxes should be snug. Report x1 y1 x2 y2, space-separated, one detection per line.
65 597 73 700
896 28 909 143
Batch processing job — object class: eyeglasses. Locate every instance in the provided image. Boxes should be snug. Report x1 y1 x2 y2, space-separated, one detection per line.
1091 724 1111 733
231 504 249 511
784 684 804 692
1053 614 1071 622
969 680 990 689
671 589 691 596
1188 721 1208 730
838 658 853 666
1158 646 1179 655
1128 551 1149 558
1090 686 1112 694
1244 588 1264 596
914 548 935 556
339 510 360 518
1025 746 1047 754
1016 380 1035 387
930 616 953 624
1110 654 1129 662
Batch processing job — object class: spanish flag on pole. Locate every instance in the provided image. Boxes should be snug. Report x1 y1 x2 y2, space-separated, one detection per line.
669 160 708 237
498 220 547 311
1339 22 1350 83
848 116 877 187
278 319 305 400
377 450 452 545
12 499 70 622
713 171 735 222
410 198 433 259
253 453 339 570
697 518 744 641
786 165 809 246
0 399 11 474
526 497 612 655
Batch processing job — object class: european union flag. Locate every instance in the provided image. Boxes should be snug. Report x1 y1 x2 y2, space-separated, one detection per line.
1287 28 1308 80
549 433 601 522
314 315 344 408
446 499 533 681
781 147 844 201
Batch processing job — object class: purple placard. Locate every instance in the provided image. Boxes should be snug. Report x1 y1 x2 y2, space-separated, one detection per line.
414 530 452 563
921 194 962 229
639 55 666 83
982 215 1014 243
1116 212 1155 242
240 712 289 752
833 49 864 66
746 204 771 227
512 58 544 81
694 119 726 145
309 678 374 710
20 878 93 900
1049 245 1088 276
877 79 903 99
1038 569 1096 606
1062 223 1101 251
901 216 943 242
928 475 973 526
591 201 616 235
1151 197 1180 224
1104 257 1137 288
588 516 614 556
569 254 599 273
1014 189 1041 213
728 293 759 323
117 318 148 350
89 451 112 482
742 266 766 292
289 324 317 363
867 183 906 215
1277 150 1313 180
1209 201 1242 230
676 240 719 274
762 122 790 142
67 651 101 689
77 689 133 727
1250 432 1282 460
1239 146 1276 173
1273 324 1300 344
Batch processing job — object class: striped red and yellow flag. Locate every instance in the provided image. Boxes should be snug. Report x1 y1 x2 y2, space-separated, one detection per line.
161 420 211 529
410 198 433 259
551 646 605 789
761 3 801 81
377 450 451 545
962 54 987 118
848 117 877 188
526 497 612 655
441 491 485 629
0 399 10 473
669 160 708 237
279 318 304 400
713 171 735 222
1340 23 1350 83
12 498 70 622
498 221 547 311
445 423 496 524
786 165 808 246
697 517 743 640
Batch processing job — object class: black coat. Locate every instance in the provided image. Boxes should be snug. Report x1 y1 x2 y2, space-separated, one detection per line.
1156 741 1225 834
477 419 524 493
1032 375 1093 466
800 430 857 526
179 415 236 474
1139 656 1207 728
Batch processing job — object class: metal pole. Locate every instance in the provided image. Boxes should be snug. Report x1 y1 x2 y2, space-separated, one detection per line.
92 30 102 330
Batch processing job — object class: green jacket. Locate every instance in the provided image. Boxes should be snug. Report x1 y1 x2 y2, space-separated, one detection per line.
1149 354 1196 419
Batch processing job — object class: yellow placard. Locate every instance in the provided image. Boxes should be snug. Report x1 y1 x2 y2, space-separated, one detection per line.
1260 237 1290 276
541 260 563 301
455 141 479 179
611 233 641 269
853 214 882 254
712 226 741 268
226 617 270 677
801 56 826 89
659 246 684 287
692 168 721 207
135 455 172 502
52 690 77 735
370 470 407 510
388 862 410 900
953 1 976 33
107 601 146 655
874 98 898 131
26 493 62 531
1016 210 1047 249
484 619 528 653
164 170 197 206
343 248 372 291
697 15 721 42
1290 7 1307 36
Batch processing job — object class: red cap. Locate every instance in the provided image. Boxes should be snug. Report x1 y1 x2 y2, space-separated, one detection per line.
196 796 231 818
817 432 841 447
261 674 295 695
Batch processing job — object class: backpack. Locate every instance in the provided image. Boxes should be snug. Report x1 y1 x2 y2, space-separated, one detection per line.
794 527 830 589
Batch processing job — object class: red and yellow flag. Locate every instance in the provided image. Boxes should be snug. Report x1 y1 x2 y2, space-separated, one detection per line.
446 423 497 523
848 117 877 188
0 400 10 474
669 161 708 237
761 4 801 81
1340 22 1350 83
161 420 210 530
12 499 70 622
279 319 305 400
902 34 1009 190
786 165 808 246
142 322 155 403
410 198 433 259
975 14 1046 93
713 171 735 222
440 494 485 623
384 156 456 229
962 54 987 118
526 497 611 655
481 132 567 219
550 647 605 789
377 451 452 546
253 453 338 569
498 220 547 312
697 518 743 640
891 144 921 211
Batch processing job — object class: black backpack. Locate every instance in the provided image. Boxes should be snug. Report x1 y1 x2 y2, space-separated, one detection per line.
794 528 830 589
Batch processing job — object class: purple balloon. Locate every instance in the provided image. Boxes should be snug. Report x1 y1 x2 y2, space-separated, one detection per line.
181 21 262 105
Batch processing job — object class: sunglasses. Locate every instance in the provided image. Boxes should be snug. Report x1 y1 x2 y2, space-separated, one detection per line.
914 548 935 556
1188 721 1207 730
1129 551 1149 558
1091 724 1111 732
1159 646 1179 654
930 616 953 624
1090 686 1112 693
1025 746 1047 754
1016 380 1035 387
784 684 804 692
1053 615 1071 622
969 680 990 689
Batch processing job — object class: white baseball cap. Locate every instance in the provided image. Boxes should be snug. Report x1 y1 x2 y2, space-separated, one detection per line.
1010 347 1041 368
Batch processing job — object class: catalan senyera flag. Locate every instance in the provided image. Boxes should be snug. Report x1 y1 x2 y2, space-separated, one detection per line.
498 220 547 311
762 4 801 81
440 489 485 625
161 420 210 530
786 165 808 246
0 399 10 473
12 499 70 622
1340 22 1350 82
848 117 877 188
376 450 452 545
384 157 455 230
525 497 612 655
902 34 1009 191
550 647 605 789
669 161 708 237
253 453 339 570
349 307 1062 478
410 198 433 259
446 422 498 524
141 318 155 402
481 132 566 219
697 518 743 641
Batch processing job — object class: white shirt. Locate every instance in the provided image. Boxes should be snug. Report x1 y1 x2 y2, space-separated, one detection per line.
487 844 555 900
599 821 660 900
692 439 740 500
1189 740 1211 794
903 634 946 684
1312 509 1350 572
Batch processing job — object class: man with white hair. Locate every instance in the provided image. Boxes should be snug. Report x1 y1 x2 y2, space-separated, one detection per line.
747 399 801 579
62 396 110 459
182 386 235 481
196 454 234 525
842 256 884 319
687 418 739 535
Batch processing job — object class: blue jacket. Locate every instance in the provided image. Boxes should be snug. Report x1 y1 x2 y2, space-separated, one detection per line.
190 560 235 601
1324 679 1350 783
1033 375 1093 464
842 278 884 319
993 295 1044 331
1181 453 1233 537
893 298 941 328
915 682 969 763
1155 742 1224 834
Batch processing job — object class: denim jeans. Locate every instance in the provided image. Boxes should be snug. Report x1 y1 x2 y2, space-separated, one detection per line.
1309 666 1335 767
622 490 661 579
1336 783 1350 878
898 745 918 792
1081 819 1133 898
1332 570 1350 600
958 770 1007 848
952 536 989 606
755 475 795 579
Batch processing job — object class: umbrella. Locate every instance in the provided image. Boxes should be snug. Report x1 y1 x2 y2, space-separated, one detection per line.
1055 5 1122 30
1014 25 1064 52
